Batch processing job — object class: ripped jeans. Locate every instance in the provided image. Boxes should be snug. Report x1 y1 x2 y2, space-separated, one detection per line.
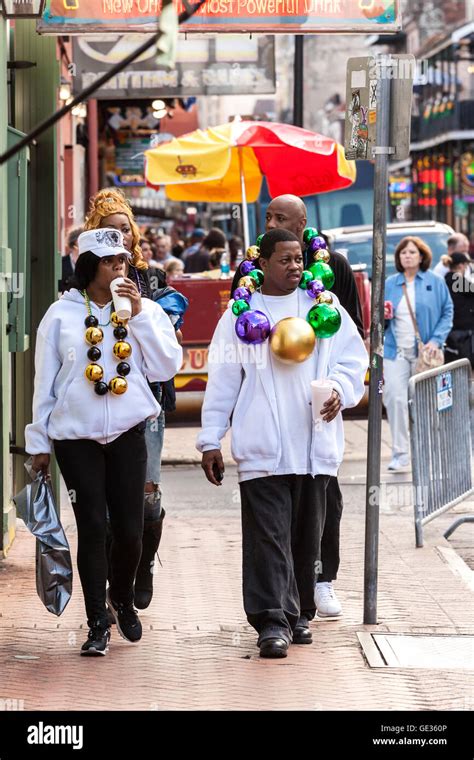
144 410 165 521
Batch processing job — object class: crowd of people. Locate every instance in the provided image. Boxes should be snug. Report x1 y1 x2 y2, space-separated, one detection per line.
27 185 472 659
60 220 243 294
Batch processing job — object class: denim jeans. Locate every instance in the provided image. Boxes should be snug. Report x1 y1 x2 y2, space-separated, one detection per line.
383 347 417 461
144 411 165 486
144 411 165 521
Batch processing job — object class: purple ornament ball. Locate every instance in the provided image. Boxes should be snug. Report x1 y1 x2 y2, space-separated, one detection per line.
309 236 328 253
235 310 271 344
233 286 251 302
306 279 326 299
240 260 255 276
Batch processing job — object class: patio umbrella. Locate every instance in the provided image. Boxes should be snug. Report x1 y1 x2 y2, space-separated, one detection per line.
144 120 356 248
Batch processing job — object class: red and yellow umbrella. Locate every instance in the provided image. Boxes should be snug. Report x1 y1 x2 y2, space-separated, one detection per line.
144 120 356 246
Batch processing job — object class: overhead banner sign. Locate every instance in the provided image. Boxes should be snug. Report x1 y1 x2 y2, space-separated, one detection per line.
38 0 400 34
72 34 276 97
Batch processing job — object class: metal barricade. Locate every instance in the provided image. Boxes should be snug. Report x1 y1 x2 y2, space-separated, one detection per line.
408 359 473 547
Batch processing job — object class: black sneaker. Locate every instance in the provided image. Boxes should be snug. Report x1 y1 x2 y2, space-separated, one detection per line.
106 590 142 643
80 622 111 656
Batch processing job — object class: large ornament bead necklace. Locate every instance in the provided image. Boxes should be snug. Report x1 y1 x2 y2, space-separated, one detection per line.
82 291 131 396
230 229 342 362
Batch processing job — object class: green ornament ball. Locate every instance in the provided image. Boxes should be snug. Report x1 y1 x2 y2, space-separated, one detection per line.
298 270 314 289
248 268 264 288
256 234 264 247
309 261 335 290
232 299 251 316
307 303 342 338
303 226 319 244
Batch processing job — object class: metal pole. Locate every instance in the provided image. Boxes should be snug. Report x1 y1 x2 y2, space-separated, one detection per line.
363 56 392 625
293 36 304 128
238 147 250 250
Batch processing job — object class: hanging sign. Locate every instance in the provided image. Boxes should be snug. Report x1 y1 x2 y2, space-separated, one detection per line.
38 0 401 34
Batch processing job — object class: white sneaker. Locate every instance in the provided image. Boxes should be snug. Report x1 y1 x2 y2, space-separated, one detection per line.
314 582 342 617
387 456 411 472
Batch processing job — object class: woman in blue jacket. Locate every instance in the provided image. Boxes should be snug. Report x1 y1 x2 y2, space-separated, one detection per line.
384 236 453 471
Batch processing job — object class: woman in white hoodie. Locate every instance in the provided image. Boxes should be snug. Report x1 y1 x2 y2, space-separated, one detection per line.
198 229 367 659
25 229 182 656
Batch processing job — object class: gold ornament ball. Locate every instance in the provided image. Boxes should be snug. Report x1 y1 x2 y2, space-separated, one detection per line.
113 341 132 359
315 291 334 305
238 275 256 293
109 377 128 395
85 326 104 345
246 245 260 261
313 249 331 264
85 363 104 382
111 311 126 326
269 317 316 364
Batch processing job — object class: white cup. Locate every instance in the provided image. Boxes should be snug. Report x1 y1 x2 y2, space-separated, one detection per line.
110 277 132 320
311 379 334 423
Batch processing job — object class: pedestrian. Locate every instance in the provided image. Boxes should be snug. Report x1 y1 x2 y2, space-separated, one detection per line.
433 233 470 279
184 228 227 274
231 193 365 618
25 229 182 655
198 228 367 658
83 188 185 609
384 236 453 471
59 226 83 293
164 258 185 278
181 228 206 263
444 252 474 369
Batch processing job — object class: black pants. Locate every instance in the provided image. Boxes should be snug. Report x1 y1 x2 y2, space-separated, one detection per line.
318 475 343 582
54 424 147 626
240 474 329 644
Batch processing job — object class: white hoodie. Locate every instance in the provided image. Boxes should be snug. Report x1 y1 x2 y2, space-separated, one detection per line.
25 289 183 454
196 288 368 479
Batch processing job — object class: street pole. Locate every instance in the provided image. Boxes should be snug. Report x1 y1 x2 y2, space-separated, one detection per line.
293 36 304 128
238 147 250 250
363 56 393 625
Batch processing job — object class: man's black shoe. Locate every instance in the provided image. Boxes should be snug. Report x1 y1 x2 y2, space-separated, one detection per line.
293 617 313 645
106 590 142 643
80 622 111 656
259 638 288 658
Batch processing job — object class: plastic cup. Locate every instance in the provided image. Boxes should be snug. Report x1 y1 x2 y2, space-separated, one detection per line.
311 379 334 423
110 277 132 320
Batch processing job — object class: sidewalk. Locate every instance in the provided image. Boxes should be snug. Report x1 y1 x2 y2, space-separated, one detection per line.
162 417 394 465
0 421 472 711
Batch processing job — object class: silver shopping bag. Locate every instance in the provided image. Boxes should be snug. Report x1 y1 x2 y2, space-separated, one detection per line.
13 466 72 616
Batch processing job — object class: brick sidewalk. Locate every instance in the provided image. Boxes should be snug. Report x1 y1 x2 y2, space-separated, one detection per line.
0 447 472 711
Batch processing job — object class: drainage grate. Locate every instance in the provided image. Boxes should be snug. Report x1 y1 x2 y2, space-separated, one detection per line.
358 633 474 669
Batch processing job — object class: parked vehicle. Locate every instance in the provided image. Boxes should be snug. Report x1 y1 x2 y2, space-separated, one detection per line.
325 221 455 279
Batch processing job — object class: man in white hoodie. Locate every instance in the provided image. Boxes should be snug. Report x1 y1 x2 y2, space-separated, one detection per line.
197 229 367 658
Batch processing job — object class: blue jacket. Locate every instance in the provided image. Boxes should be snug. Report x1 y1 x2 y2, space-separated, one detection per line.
384 270 453 360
